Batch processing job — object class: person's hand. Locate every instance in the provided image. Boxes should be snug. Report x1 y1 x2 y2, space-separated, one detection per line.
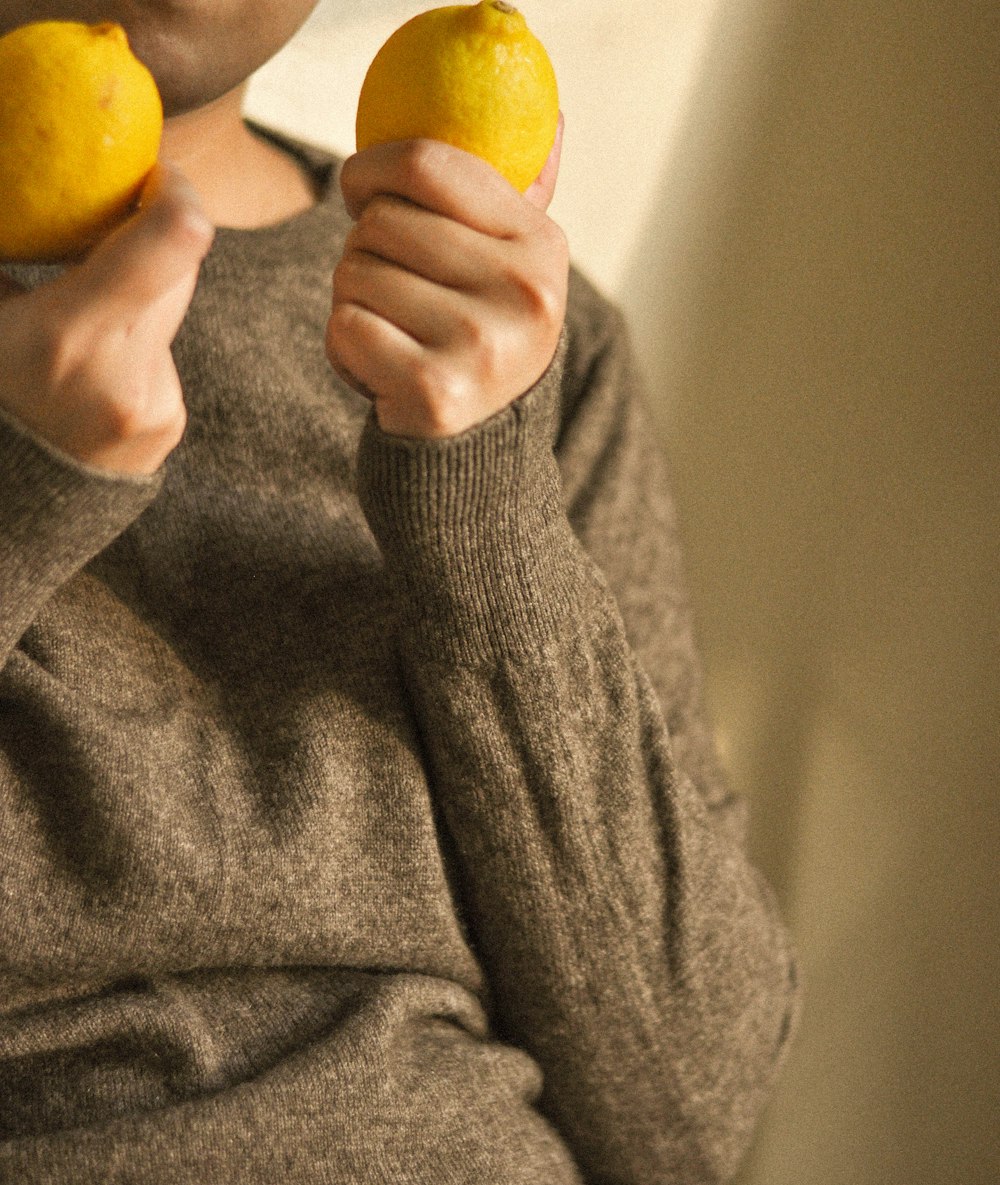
0 163 214 476
327 115 568 439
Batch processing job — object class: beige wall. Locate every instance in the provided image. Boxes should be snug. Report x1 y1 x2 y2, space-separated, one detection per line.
618 3 999 1182
246 2 999 1181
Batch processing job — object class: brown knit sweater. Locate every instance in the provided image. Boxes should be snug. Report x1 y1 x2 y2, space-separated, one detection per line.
0 131 798 1184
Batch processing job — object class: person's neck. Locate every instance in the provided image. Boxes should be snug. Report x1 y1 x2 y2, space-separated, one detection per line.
160 85 319 230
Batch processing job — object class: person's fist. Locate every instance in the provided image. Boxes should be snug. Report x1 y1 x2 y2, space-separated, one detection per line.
327 118 568 439
0 162 213 475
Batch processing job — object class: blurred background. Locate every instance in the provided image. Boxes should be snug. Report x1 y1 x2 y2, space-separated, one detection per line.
245 1 999 1181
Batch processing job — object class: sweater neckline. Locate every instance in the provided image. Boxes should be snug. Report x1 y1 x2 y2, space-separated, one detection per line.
197 123 349 275
209 121 343 245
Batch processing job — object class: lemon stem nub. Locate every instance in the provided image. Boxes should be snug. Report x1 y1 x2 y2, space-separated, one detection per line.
356 0 557 193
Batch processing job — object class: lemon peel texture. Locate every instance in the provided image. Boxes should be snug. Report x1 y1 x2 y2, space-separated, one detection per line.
0 20 162 262
356 1 559 193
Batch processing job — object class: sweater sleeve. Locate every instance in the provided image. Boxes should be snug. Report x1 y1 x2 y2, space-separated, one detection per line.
0 405 161 664
355 269 800 1185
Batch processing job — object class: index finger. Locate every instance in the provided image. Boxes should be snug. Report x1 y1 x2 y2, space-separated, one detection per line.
339 139 542 239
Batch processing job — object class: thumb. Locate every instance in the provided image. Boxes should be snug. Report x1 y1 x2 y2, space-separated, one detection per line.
72 161 215 312
524 111 564 212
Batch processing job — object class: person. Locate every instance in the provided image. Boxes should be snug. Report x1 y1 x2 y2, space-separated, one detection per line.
0 1 800 1181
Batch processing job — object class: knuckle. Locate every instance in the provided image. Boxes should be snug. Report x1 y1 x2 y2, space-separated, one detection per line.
411 358 470 433
95 385 146 442
95 397 185 472
535 274 568 330
158 401 188 450
111 386 186 449
356 194 396 238
542 217 570 261
398 138 448 188
455 308 489 352
466 323 504 386
510 267 566 331
410 355 444 402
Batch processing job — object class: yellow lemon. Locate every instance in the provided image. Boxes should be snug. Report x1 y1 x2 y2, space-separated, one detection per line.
356 1 558 193
0 20 162 262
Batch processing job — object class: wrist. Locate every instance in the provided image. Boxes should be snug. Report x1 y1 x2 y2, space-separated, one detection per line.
0 402 162 653
356 332 584 662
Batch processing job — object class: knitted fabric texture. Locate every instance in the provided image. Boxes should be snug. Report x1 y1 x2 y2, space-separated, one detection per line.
0 131 799 1184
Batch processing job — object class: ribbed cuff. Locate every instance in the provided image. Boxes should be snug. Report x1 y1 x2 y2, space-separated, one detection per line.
355 335 586 663
0 405 162 654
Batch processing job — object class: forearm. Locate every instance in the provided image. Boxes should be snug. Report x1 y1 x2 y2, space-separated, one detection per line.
357 371 799 1182
0 406 160 663
400 619 796 1183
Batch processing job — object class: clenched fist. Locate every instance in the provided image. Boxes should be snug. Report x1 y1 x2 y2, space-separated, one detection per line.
0 163 213 476
327 115 568 439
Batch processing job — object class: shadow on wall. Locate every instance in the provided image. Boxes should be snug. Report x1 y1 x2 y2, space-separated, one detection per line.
618 2 999 1184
